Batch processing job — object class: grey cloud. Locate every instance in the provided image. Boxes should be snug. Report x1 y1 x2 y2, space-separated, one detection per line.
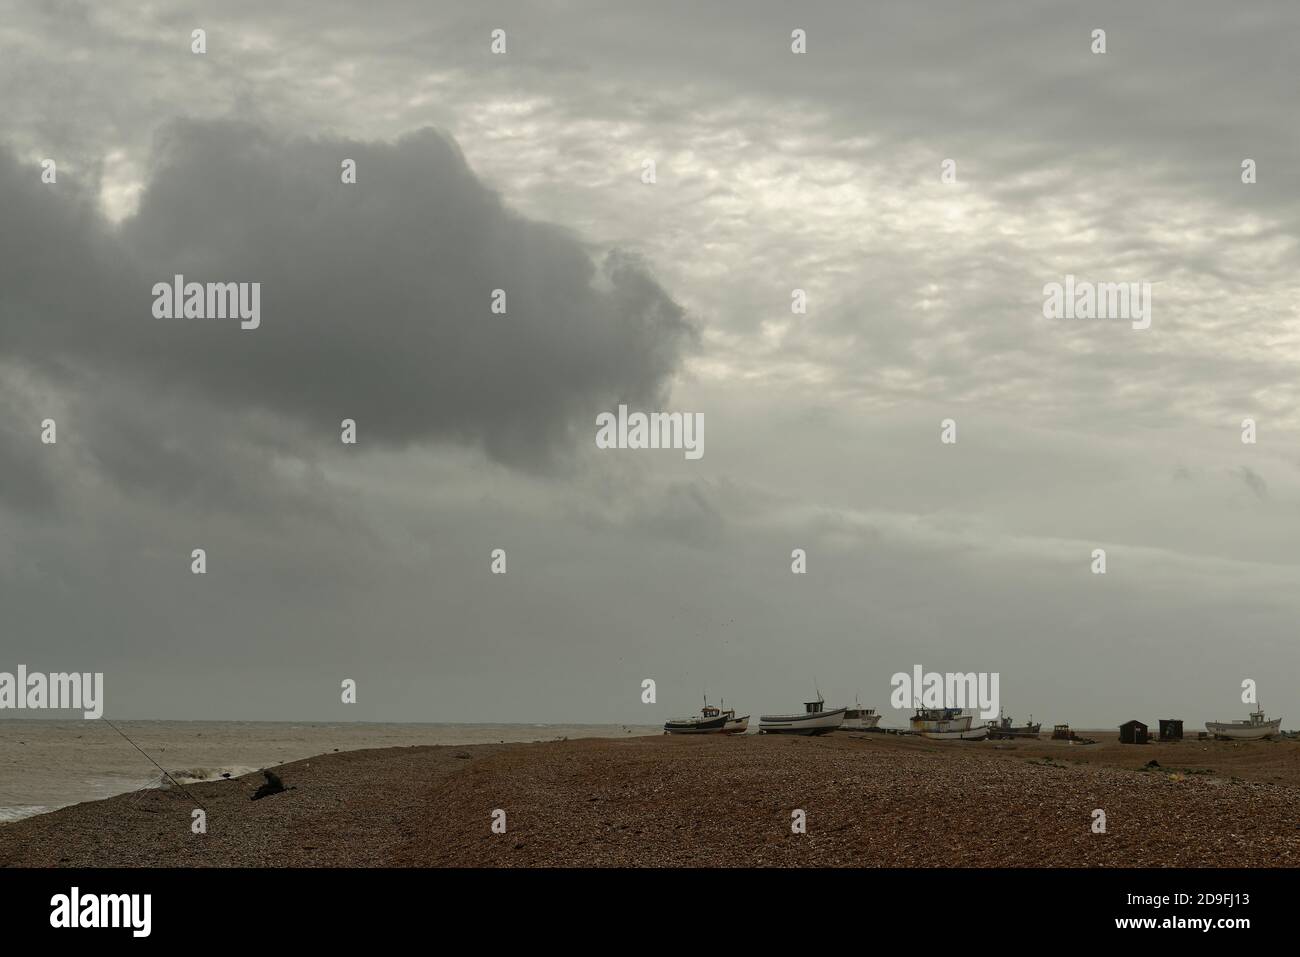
0 370 60 512
0 120 694 487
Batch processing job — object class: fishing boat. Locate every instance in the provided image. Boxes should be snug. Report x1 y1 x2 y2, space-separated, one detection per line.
721 705 750 734
759 698 846 735
910 707 988 740
842 696 881 731
985 711 1041 739
1206 708 1281 741
664 700 730 734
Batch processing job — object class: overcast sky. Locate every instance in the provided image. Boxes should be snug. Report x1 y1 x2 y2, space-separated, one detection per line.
2 1 1298 726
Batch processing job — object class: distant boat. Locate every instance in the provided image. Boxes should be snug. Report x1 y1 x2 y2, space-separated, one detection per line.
910 707 989 740
760 698 846 735
665 698 746 735
722 709 750 734
664 702 729 734
1206 708 1281 741
842 696 881 731
985 711 1041 739
722 696 754 738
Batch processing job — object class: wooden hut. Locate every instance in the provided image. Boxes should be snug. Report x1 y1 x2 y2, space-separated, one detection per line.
1119 719 1149 744
1158 719 1183 741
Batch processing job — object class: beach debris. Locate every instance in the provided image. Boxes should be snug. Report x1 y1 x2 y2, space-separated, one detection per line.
1144 760 1161 769
251 770 287 801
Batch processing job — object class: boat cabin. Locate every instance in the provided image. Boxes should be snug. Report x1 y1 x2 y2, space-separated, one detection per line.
804 700 825 714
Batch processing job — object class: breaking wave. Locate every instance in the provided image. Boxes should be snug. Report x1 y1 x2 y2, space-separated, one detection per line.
158 766 262 787
0 805 52 823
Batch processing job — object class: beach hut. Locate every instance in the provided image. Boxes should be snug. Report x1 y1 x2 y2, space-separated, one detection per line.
1119 719 1148 744
1158 719 1183 741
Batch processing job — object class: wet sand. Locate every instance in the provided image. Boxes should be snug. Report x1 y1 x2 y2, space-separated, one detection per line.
3 731 1298 867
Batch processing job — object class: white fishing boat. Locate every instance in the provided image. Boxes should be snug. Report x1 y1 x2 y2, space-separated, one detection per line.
910 707 988 740
842 696 881 730
759 698 846 735
723 710 750 734
1206 708 1281 741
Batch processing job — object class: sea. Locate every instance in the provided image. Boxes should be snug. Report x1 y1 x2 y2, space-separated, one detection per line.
0 720 661 824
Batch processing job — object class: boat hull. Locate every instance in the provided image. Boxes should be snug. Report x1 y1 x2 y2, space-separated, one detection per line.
988 725 1041 739
1206 719 1281 740
842 713 881 730
759 707 847 735
918 726 989 741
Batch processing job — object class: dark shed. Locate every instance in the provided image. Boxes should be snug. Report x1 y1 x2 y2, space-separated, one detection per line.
1158 719 1183 741
1119 719 1149 744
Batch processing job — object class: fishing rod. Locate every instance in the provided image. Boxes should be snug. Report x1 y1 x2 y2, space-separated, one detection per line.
102 718 207 811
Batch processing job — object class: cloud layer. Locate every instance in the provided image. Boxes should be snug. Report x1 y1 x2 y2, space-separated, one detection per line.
2 2 1299 726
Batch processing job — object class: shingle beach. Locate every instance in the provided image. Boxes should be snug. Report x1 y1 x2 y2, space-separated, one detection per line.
4 732 1298 867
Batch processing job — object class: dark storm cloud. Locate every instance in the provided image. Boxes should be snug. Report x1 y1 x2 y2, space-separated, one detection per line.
0 121 694 483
